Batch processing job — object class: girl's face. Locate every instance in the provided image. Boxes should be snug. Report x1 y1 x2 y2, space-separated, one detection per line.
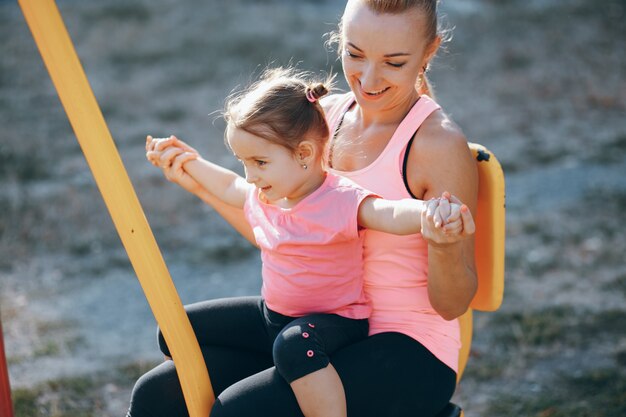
227 126 313 204
341 1 437 112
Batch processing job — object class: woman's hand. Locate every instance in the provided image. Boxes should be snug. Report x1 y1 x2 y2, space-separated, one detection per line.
145 135 200 193
421 192 475 247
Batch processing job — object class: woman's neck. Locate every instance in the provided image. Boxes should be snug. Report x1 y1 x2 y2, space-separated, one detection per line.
327 90 422 172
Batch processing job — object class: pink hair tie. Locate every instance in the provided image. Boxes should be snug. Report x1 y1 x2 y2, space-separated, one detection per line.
306 89 317 103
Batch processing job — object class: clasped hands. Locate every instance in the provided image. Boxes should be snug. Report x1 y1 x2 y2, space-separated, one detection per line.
145 135 475 246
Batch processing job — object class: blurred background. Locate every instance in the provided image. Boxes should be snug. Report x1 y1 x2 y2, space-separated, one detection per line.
1 0 625 416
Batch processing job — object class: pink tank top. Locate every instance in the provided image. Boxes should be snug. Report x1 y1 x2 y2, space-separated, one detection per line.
326 93 460 372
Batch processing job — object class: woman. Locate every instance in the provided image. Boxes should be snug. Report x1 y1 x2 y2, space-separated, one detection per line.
128 1 478 416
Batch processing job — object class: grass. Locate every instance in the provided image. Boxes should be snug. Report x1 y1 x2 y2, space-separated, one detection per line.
616 348 626 368
486 368 626 417
490 307 626 350
0 143 49 182
490 306 574 348
5 320 86 367
12 388 39 417
84 3 151 23
0 196 9 246
585 134 626 164
604 273 626 297
472 304 626 416
505 186 626 279
463 353 509 381
12 360 159 417
448 181 626 414
13 376 99 417
32 341 61 358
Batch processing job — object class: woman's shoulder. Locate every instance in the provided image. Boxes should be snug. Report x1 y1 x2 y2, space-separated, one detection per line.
405 106 477 199
412 107 469 156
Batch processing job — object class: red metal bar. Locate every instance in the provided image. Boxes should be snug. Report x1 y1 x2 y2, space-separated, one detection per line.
0 316 14 417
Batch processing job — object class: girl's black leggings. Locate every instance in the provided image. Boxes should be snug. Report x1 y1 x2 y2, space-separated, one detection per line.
127 296 456 417
157 296 368 383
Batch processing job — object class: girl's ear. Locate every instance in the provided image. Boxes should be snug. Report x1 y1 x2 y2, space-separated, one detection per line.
296 140 317 164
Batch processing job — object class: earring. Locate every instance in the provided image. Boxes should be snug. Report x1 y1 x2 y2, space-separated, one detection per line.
302 164 308 170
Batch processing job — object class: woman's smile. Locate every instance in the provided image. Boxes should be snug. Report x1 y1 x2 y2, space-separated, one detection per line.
361 85 390 98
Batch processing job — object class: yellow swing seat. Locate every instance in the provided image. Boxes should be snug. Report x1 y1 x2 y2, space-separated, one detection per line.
435 142 506 417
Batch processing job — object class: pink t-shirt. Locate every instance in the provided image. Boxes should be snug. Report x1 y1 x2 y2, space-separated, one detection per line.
244 172 374 319
325 93 461 373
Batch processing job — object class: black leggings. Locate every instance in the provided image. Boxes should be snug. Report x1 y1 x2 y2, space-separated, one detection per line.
157 297 368 383
127 296 456 417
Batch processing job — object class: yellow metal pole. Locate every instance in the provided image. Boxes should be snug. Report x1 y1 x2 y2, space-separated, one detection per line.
17 1 214 416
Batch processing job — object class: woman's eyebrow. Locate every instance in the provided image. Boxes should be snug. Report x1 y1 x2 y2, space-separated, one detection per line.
384 51 411 58
346 42 410 58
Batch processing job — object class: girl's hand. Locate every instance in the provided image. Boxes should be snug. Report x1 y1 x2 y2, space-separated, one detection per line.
145 135 200 192
421 192 475 246
146 135 199 166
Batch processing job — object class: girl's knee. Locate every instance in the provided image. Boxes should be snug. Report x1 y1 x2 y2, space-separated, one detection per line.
273 322 328 382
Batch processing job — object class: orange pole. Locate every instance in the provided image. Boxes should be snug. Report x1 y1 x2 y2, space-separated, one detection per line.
17 1 214 416
0 316 14 417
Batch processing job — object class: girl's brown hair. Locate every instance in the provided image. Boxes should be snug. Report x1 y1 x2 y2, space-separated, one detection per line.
224 67 334 153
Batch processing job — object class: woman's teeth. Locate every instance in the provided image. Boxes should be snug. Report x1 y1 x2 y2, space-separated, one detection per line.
365 87 388 96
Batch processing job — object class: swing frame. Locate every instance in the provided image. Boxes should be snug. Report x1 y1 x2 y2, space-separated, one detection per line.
6 3 505 417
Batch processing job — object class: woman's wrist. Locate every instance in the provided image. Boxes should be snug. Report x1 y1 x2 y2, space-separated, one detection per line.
427 240 463 256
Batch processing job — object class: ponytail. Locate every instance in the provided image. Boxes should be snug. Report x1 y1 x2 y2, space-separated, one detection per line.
305 83 330 104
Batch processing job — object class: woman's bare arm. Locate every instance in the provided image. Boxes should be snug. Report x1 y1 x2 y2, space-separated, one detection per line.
406 113 479 320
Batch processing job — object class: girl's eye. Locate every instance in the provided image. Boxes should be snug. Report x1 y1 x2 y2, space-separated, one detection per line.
387 62 406 68
255 160 267 167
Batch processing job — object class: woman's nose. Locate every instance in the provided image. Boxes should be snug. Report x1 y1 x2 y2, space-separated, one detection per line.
359 63 380 91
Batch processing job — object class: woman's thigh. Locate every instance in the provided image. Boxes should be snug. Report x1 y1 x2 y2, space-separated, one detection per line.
211 332 457 417
337 332 457 417
128 345 274 417
211 366 302 417
158 296 273 356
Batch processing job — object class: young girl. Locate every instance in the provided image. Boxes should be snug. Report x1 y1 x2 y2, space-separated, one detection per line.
146 68 470 417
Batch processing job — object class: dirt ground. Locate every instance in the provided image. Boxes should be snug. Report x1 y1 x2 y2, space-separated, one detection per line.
1 0 625 416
